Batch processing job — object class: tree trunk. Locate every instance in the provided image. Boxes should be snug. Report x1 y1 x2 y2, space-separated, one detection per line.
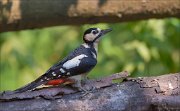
0 0 180 32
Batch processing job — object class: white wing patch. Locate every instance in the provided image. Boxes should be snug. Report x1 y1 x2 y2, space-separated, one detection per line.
63 54 88 69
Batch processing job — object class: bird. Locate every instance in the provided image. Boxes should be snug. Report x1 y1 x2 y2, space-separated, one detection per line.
13 28 112 93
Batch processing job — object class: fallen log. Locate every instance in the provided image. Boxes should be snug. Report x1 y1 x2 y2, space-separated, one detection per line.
0 72 179 111
0 0 180 32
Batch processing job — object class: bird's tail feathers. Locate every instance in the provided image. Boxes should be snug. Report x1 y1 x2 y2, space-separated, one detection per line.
13 74 48 93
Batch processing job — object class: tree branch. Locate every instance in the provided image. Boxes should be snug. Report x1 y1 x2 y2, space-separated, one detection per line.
0 0 180 32
0 72 179 111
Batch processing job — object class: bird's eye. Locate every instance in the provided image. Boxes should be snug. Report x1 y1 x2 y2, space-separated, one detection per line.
92 30 98 34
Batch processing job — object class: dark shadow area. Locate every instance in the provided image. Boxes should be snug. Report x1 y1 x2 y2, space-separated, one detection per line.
98 0 108 7
19 0 78 30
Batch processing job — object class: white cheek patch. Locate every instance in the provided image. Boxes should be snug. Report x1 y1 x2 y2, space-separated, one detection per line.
63 54 88 69
85 33 96 41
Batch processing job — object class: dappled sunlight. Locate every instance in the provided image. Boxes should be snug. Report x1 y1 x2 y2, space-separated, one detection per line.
0 0 21 23
8 0 21 23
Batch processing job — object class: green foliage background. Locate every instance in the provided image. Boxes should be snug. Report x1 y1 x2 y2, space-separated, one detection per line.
0 18 179 91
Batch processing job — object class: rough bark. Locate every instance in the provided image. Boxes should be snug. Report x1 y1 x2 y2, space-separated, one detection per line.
0 0 180 32
0 72 179 111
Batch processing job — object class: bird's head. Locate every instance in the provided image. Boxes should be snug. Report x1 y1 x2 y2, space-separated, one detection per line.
83 28 112 44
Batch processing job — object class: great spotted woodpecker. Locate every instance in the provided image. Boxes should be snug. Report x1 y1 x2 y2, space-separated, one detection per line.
13 28 112 93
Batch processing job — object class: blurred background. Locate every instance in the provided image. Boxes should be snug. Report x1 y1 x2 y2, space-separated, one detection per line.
0 18 179 91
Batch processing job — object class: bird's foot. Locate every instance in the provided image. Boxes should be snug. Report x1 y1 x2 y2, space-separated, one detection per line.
69 82 93 98
78 86 93 98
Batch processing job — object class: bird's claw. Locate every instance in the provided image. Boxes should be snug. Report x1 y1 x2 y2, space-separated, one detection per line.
69 79 96 98
79 87 93 98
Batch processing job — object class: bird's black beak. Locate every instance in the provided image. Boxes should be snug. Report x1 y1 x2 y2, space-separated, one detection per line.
92 28 112 42
101 28 112 36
